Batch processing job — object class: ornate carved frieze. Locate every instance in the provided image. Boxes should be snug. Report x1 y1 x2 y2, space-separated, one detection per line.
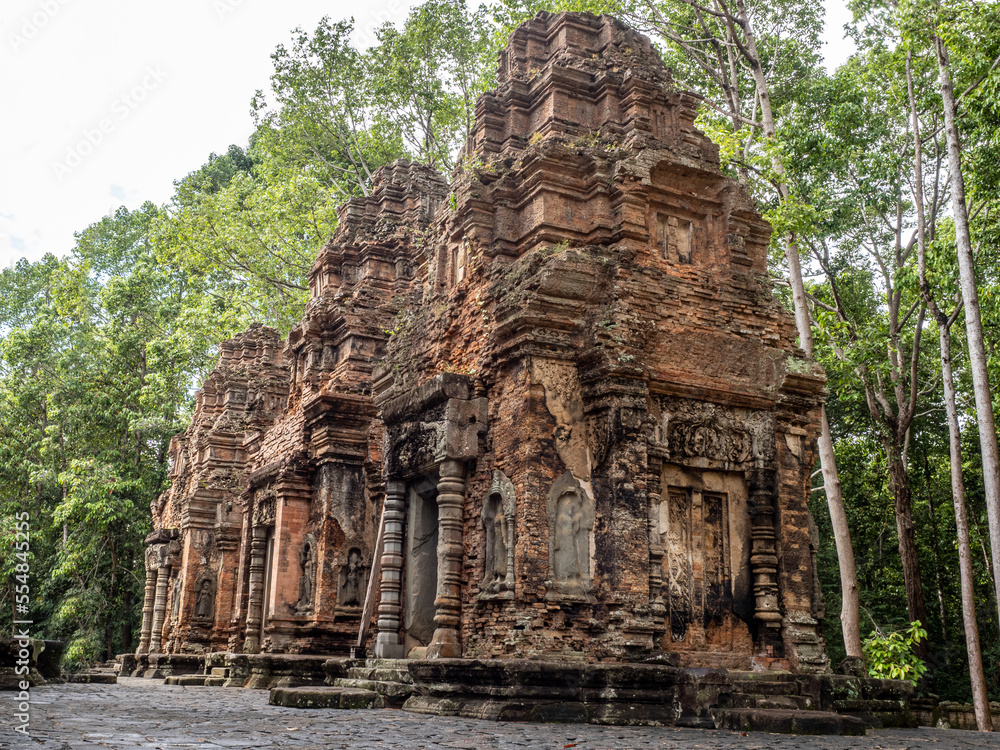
252 491 277 527
652 396 775 468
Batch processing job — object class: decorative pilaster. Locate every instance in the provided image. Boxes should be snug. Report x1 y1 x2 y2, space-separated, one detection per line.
647 455 666 617
375 480 406 658
243 526 268 654
147 564 170 654
749 469 782 641
428 459 466 658
135 562 158 656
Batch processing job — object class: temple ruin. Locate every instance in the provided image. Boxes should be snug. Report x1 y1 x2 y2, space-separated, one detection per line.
126 12 910 732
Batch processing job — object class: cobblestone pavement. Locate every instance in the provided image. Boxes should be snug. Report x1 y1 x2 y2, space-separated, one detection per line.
2 677 1000 750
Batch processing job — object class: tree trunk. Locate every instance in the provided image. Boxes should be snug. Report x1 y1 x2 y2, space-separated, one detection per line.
818 409 865 659
739 6 864 659
936 34 1000 635
922 456 948 638
941 323 994 731
886 442 929 654
909 49 993 728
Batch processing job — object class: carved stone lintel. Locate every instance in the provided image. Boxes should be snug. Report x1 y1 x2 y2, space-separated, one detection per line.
652 396 775 468
375 480 406 658
428 459 465 658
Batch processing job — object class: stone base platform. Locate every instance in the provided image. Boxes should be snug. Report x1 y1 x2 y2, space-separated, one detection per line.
118 654 917 735
128 653 204 679
125 652 336 689
398 659 913 735
715 708 865 736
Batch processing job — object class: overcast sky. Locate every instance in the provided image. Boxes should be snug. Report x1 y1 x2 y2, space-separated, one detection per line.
0 0 856 270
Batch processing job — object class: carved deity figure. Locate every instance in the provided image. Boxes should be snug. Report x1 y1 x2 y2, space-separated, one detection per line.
194 579 214 620
296 538 316 615
483 495 508 583
481 471 516 595
342 548 362 607
546 471 594 597
553 488 588 583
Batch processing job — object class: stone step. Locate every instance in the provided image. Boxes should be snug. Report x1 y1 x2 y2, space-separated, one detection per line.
730 694 814 711
332 677 413 706
346 666 412 684
165 675 206 686
714 708 866 736
68 673 117 684
269 686 384 709
210 667 231 678
164 675 228 687
730 679 804 696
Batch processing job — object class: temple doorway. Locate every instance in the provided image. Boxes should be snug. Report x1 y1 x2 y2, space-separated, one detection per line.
404 475 438 655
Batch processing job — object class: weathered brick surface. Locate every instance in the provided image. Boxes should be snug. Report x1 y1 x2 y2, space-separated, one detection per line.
143 11 829 677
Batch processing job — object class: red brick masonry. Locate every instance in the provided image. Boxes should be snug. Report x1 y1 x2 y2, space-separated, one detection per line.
139 11 829 675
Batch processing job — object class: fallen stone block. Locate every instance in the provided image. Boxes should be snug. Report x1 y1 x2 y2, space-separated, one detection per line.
269 686 384 709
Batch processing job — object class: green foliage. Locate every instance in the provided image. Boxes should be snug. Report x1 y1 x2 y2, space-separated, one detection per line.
863 621 929 683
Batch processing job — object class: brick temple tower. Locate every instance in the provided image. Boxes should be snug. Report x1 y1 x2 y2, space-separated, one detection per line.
135 13 848 722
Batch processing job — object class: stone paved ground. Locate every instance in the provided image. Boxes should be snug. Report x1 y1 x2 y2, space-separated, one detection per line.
2 677 1000 750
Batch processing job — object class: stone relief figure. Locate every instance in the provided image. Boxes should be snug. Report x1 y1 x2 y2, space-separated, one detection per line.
341 548 363 607
546 471 595 597
531 360 591 480
295 535 317 616
481 470 516 595
194 577 215 621
488 502 508 580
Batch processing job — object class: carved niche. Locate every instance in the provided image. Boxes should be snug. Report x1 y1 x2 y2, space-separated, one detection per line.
193 573 216 623
481 470 516 597
337 547 369 611
295 534 317 616
546 471 595 599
